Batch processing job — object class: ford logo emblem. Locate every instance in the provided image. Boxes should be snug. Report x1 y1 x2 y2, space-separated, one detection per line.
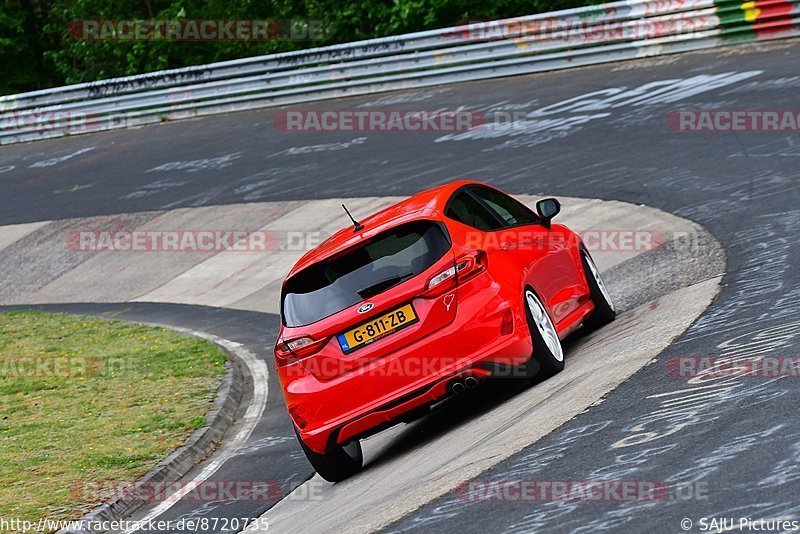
358 302 374 314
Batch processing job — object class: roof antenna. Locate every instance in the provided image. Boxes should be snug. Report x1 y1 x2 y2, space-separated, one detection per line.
342 204 364 232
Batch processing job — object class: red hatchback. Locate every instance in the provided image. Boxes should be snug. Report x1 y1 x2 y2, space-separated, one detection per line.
275 181 615 481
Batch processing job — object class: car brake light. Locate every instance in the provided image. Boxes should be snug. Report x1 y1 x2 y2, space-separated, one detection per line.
274 336 327 366
423 250 487 297
455 250 488 283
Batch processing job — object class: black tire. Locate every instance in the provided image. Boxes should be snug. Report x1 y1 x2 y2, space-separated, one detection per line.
294 427 363 482
522 287 565 378
581 249 616 331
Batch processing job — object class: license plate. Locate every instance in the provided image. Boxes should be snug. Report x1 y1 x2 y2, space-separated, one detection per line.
337 303 418 354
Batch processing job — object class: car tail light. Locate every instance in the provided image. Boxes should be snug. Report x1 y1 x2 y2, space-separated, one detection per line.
423 250 487 298
455 250 488 284
274 336 327 366
425 265 458 296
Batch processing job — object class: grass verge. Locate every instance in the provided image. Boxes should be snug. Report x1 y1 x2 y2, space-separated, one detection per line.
0 311 227 526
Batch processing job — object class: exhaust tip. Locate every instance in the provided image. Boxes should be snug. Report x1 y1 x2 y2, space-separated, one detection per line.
451 381 466 394
464 376 479 389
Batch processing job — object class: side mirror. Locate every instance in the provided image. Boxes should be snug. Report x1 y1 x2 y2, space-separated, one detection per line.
536 198 561 227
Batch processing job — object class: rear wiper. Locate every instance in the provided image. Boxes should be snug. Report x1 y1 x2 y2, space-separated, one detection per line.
357 273 414 299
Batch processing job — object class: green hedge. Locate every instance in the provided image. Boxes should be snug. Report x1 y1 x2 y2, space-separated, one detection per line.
1 0 605 96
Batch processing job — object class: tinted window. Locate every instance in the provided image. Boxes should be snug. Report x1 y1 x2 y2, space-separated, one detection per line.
282 221 450 327
470 186 539 227
445 191 503 231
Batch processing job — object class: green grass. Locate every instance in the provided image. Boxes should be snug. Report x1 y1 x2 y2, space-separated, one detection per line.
0 311 227 526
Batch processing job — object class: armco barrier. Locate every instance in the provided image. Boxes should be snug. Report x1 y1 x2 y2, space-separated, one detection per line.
1 0 798 144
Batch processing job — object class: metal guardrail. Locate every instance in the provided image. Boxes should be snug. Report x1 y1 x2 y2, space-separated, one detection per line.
1 0 798 144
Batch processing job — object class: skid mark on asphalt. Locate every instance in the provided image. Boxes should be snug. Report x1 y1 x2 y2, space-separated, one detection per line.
674 211 800 343
28 146 95 168
433 71 764 151
145 152 242 173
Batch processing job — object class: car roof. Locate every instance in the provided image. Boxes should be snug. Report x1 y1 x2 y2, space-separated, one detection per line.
285 179 479 279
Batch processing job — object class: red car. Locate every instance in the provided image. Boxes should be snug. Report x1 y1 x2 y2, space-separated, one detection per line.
275 180 615 481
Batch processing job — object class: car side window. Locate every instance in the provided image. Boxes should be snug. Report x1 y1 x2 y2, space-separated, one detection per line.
445 191 504 231
469 186 539 227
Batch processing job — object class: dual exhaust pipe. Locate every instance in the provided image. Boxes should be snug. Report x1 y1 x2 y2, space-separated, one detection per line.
449 375 480 394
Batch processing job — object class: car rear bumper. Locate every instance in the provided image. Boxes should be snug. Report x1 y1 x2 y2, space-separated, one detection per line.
335 365 493 445
278 289 532 454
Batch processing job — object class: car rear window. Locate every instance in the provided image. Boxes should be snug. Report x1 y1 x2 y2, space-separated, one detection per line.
282 221 451 327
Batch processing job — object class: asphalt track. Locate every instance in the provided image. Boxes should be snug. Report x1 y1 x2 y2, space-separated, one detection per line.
0 194 714 534
1 37 799 533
